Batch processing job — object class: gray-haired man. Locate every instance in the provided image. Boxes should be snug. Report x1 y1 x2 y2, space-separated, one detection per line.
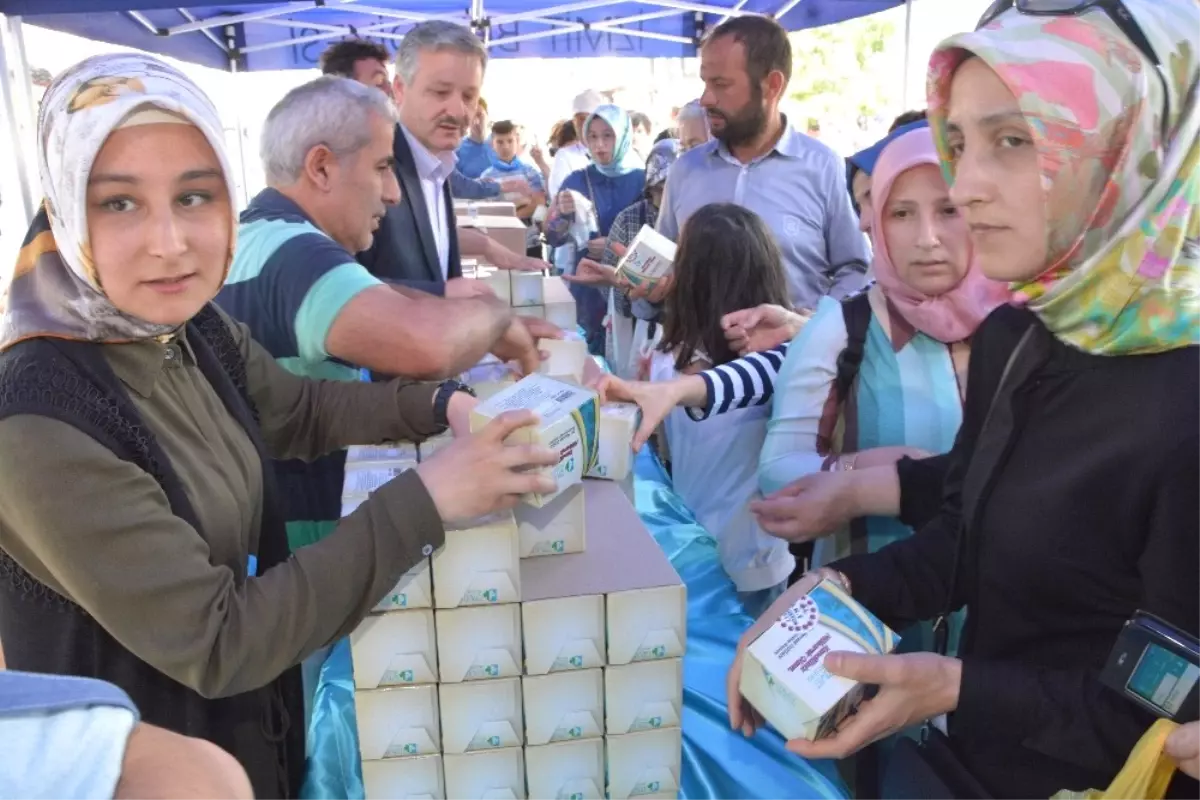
357 21 544 294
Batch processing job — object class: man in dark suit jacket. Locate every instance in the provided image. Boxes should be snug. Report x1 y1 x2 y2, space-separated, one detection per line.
350 23 546 298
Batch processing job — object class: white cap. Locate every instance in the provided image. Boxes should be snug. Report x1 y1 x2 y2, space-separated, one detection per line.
572 89 604 115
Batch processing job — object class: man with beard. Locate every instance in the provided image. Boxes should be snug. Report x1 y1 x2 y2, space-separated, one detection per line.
655 15 867 309
356 21 544 294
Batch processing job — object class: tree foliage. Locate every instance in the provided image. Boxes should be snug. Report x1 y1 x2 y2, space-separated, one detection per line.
787 14 896 126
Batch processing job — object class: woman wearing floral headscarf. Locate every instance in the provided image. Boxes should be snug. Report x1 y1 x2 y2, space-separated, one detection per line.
0 55 556 798
727 1 1198 796
546 104 647 355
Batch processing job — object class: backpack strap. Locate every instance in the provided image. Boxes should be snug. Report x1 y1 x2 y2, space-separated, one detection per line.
834 292 872 404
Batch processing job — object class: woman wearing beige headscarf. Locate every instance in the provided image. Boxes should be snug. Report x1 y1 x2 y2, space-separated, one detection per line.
0 54 556 797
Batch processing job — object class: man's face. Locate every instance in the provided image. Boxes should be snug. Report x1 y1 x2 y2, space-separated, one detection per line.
326 113 402 252
492 131 518 162
394 48 483 154
352 58 392 100
469 107 488 141
699 34 768 148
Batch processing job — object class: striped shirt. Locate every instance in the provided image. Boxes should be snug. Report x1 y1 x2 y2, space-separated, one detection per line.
689 345 789 421
216 188 383 550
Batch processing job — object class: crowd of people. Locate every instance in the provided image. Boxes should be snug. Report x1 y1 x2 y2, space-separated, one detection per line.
0 0 1197 798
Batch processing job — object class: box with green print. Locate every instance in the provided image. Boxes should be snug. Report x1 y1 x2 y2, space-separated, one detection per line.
469 374 599 508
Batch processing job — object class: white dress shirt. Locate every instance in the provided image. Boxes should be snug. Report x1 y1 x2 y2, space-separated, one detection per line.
402 124 457 278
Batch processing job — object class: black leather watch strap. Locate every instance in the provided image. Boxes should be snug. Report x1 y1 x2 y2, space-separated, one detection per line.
433 379 476 430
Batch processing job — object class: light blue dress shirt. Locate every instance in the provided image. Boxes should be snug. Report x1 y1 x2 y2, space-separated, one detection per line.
656 117 869 311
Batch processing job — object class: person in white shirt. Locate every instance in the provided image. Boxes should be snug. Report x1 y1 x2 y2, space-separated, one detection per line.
648 202 797 617
548 89 603 197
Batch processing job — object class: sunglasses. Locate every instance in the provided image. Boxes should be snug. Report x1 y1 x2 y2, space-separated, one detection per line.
977 0 1170 143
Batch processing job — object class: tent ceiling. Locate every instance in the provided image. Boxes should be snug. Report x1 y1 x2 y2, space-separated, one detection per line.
0 1 905 69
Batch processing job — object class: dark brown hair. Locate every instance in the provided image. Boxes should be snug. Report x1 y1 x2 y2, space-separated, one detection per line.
319 39 391 77
704 15 792 88
889 109 927 132
659 203 791 370
551 118 577 149
491 119 517 136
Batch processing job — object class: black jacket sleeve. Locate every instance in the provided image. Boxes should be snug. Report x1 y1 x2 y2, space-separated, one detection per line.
895 453 951 529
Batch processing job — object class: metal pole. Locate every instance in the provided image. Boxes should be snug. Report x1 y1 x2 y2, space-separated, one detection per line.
226 27 251 208
901 0 913 111
0 14 34 227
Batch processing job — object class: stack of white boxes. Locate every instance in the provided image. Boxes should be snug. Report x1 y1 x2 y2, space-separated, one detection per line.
344 395 685 799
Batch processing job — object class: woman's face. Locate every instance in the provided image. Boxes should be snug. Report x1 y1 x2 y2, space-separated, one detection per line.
586 118 616 165
86 122 231 326
945 58 1048 282
881 164 970 297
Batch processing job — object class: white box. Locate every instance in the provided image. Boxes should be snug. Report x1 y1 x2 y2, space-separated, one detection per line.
463 361 517 402
513 483 585 558
361 754 444 800
537 337 588 384
604 659 682 735
525 739 605 800
522 669 605 746
454 200 517 218
354 685 440 759
459 214 527 257
436 604 522 682
373 559 433 612
347 442 419 463
343 461 417 498
522 592 605 675
615 226 676 292
739 578 897 741
469 375 599 507
607 585 687 665
543 301 577 332
510 271 545 307
606 729 681 800
442 748 526 800
350 610 438 689
439 677 524 754
432 511 520 609
473 265 512 305
587 402 640 481
417 433 454 462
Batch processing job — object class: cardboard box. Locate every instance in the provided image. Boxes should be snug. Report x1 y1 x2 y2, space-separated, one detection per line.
350 610 438 689
361 754 444 800
513 483 585 558
439 676 524 754
436 604 522 682
604 659 682 735
521 481 686 665
432 511 521 609
454 200 517 218
343 461 417 498
543 301 577 332
373 558 433 612
522 591 605 674
459 214 527 257
605 729 682 800
587 403 640 481
510 271 545 308
739 578 898 741
607 586 687 665
615 226 676 292
525 739 605 800
537 337 588 384
354 684 440 759
347 442 419 463
469 264 513 305
442 748 526 800
469 375 599 507
417 433 454 462
522 669 605 746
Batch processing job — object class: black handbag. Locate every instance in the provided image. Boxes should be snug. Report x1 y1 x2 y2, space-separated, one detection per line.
879 328 1037 800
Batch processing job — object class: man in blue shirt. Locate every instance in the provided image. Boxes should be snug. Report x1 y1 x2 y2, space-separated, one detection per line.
456 97 495 178
656 15 868 310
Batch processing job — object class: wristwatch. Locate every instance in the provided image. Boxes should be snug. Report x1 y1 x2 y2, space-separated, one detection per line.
433 379 476 431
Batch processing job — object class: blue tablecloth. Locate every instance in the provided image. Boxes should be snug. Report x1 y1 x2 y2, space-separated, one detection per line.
301 449 849 800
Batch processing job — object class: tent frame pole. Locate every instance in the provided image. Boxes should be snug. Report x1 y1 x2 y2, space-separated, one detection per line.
0 13 35 229
901 0 913 111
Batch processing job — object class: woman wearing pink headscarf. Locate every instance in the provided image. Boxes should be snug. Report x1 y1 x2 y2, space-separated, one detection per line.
759 126 1008 581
